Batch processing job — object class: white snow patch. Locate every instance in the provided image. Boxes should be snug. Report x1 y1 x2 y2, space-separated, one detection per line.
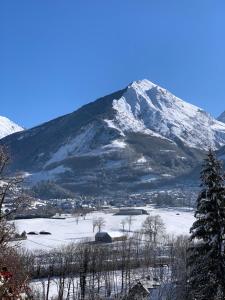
177 156 187 160
137 156 147 164
45 124 97 166
160 150 176 153
28 166 70 184
140 174 159 183
0 116 23 139
104 119 125 136
111 139 127 148
103 139 127 150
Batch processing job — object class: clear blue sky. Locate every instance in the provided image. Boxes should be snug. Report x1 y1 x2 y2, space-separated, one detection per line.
0 0 225 128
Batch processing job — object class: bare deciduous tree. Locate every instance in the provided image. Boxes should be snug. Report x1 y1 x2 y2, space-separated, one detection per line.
95 217 106 232
142 215 165 243
73 212 80 224
126 215 135 233
92 218 98 233
0 146 28 221
120 219 127 232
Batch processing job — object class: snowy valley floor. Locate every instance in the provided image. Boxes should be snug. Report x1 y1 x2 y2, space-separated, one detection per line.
14 205 194 251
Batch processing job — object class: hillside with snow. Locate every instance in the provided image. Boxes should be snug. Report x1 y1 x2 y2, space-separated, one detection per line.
1 79 225 197
0 116 23 139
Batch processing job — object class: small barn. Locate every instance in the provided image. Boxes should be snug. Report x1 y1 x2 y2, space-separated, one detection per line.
95 232 112 243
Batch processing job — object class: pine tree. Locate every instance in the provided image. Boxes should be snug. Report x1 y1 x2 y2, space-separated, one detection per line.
188 149 225 300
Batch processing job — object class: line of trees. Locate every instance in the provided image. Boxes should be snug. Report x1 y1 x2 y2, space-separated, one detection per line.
25 232 188 299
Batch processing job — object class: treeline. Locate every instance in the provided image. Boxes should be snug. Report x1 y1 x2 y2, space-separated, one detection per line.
22 233 188 299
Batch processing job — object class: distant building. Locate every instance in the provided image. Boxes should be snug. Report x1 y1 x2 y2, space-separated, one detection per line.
95 231 127 244
95 232 112 243
115 208 148 216
39 231 51 235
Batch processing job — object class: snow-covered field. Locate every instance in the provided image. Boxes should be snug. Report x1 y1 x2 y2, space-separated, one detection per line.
14 206 194 251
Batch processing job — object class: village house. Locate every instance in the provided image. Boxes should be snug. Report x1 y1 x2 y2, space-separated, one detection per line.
123 279 162 300
95 232 112 243
95 232 127 244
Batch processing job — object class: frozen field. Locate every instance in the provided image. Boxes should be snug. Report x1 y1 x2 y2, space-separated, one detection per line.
14 206 194 251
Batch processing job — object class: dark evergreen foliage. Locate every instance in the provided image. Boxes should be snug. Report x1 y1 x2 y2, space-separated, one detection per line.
188 149 225 299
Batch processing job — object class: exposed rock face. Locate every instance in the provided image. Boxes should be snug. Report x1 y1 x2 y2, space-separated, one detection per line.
218 111 225 124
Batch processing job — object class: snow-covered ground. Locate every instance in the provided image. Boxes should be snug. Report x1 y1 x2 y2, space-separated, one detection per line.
14 206 194 251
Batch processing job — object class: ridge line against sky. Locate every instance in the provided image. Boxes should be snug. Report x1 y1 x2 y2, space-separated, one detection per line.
1 0 225 128
2 78 224 131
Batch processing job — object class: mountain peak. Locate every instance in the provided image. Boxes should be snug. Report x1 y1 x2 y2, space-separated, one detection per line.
0 116 24 139
129 79 157 91
108 79 225 150
218 111 225 123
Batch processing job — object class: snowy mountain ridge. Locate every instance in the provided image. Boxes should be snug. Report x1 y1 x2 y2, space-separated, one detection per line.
1 79 225 197
0 116 23 139
105 79 225 150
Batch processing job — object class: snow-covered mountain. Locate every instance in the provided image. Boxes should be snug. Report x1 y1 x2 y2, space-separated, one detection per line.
218 111 225 124
0 116 23 139
105 80 225 150
1 79 225 197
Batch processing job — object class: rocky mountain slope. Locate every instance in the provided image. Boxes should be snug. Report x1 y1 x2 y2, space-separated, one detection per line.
0 116 23 139
218 111 225 123
1 80 225 197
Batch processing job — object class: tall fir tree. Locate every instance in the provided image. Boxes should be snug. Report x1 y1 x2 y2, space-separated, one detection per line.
188 149 225 300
